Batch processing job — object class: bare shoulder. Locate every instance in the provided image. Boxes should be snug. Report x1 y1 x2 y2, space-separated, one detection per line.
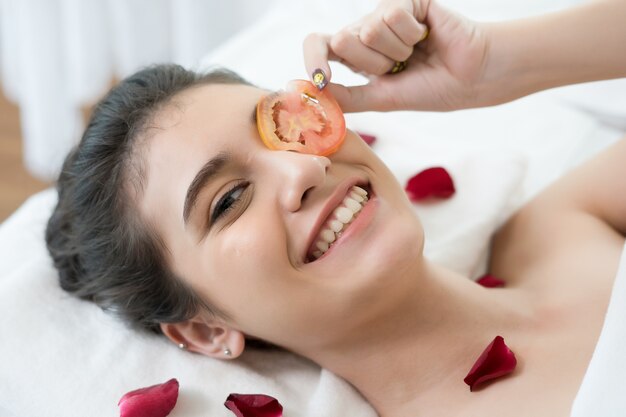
480 138 626 417
490 137 626 282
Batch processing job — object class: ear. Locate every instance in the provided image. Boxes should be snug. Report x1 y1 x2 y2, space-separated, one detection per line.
160 316 245 359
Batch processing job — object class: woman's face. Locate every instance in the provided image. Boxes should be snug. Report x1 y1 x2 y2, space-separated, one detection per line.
138 83 424 352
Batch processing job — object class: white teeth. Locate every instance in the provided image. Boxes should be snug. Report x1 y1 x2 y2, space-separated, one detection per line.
316 240 329 252
329 219 344 233
334 206 354 224
353 186 367 196
343 197 362 213
320 229 336 243
308 185 371 262
349 191 364 203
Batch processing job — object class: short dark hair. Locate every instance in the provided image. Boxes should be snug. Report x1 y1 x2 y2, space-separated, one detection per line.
46 64 252 334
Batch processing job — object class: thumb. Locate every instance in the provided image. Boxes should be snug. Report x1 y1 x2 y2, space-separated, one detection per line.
325 82 393 113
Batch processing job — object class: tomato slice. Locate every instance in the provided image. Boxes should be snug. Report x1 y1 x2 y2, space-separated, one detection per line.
256 80 346 156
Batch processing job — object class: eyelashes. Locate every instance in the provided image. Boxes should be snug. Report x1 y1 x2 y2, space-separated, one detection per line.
210 181 251 226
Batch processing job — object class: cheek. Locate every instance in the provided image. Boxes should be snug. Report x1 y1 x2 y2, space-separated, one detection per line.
208 221 344 343
334 129 371 161
212 227 278 291
203 220 293 320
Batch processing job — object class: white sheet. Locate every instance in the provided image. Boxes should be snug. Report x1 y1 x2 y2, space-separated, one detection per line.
1 0 624 415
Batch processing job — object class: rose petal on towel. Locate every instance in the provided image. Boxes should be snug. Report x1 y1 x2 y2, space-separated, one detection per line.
405 167 455 201
356 131 376 146
464 336 517 391
225 394 283 417
476 274 505 288
118 378 179 417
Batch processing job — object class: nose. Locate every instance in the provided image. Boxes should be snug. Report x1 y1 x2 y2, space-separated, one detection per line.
263 151 330 212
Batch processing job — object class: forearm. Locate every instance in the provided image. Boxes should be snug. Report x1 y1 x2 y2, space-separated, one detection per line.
480 0 626 105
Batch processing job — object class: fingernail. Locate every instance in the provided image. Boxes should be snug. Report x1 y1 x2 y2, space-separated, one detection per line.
312 68 328 90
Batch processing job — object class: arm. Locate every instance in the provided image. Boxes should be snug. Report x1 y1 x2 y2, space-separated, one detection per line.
303 0 626 112
481 0 626 106
552 137 626 236
491 137 626 273
516 137 626 243
303 0 490 112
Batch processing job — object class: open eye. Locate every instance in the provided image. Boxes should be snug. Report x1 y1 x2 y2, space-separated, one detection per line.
211 181 250 224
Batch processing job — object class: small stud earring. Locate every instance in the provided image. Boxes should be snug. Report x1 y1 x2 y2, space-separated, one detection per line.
178 343 187 349
223 345 232 357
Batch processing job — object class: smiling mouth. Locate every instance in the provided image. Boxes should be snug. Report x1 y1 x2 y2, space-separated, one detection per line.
305 184 372 263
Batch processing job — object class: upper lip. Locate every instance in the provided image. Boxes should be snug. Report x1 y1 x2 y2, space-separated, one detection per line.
302 177 369 263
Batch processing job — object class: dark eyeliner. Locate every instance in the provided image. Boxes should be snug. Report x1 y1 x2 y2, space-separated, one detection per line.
210 181 249 225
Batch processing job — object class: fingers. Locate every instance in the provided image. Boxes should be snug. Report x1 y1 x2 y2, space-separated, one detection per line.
325 82 390 113
303 2 432 92
382 8 428 46
358 18 413 62
304 11 429 85
324 83 365 113
303 33 334 89
330 30 395 76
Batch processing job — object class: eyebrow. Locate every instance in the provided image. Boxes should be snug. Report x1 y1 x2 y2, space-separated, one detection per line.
182 104 258 226
183 151 231 225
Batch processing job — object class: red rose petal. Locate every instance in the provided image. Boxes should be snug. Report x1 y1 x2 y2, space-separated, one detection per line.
464 336 517 391
476 274 505 288
356 131 376 146
405 167 455 201
118 378 179 417
225 394 283 417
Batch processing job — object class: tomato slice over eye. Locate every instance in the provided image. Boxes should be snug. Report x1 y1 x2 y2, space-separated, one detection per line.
256 80 346 156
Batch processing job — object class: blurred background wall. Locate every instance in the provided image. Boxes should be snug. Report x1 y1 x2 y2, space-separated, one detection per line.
0 0 278 221
0 85 42 220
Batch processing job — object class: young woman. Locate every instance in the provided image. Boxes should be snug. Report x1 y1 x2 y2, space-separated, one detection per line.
46 1 625 416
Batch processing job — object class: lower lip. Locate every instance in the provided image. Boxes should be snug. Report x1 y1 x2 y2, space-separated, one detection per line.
313 194 378 263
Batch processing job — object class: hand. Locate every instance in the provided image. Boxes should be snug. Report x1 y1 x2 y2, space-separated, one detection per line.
303 0 490 112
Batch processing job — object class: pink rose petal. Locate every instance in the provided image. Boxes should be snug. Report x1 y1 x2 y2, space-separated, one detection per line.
356 131 376 146
405 167 455 201
225 394 283 417
118 378 179 417
476 274 505 288
464 336 517 391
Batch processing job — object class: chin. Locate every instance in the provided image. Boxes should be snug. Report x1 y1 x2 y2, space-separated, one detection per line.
330 215 424 328
345 209 424 292
377 218 423 273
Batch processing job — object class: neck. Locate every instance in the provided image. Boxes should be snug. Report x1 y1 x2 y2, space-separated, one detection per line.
300 260 537 416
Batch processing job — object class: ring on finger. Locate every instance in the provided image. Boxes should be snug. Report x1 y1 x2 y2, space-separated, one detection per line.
388 60 408 74
388 26 429 75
